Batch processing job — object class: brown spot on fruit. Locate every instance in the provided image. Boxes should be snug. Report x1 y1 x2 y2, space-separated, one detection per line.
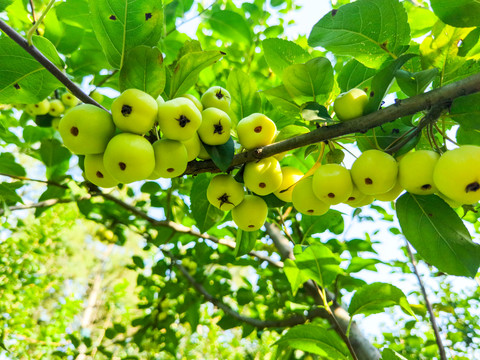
70 126 79 136
348 196 356 201
254 126 262 133
421 184 432 190
167 168 174 173
307 209 314 213
176 115 190 128
109 15 116 20
365 178 373 185
259 182 266 188
248 224 255 228
96 171 104 178
328 193 335 198
466 181 480 193
119 162 126 170
121 104 132 116
145 13 152 20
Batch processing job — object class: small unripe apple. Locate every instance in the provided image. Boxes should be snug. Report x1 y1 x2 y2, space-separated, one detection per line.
90 90 104 104
51 117 61 130
84 153 118 188
333 88 368 121
198 107 232 145
150 139 188 179
111 89 158 135
58 104 115 155
232 194 268 231
48 99 65 116
398 150 439 195
273 166 304 202
351 150 398 195
157 97 202 141
345 185 369 207
207 174 244 211
236 113 277 150
312 164 353 205
197 141 211 160
182 133 202 161
103 133 155 184
26 99 50 115
61 92 79 107
180 94 203 112
201 86 231 113
292 177 330 216
375 181 404 202
243 157 283 196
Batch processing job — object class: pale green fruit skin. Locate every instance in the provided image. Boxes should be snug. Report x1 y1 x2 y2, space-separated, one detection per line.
433 145 480 204
51 117 61 130
274 166 304 202
232 194 268 231
103 133 155 184
436 192 462 208
244 157 283 196
292 177 329 216
59 104 115 155
112 89 158 135
180 94 203 112
198 107 232 145
333 88 368 121
150 139 188 179
236 113 277 150
156 95 165 107
201 86 231 113
90 90 104 104
344 185 366 206
157 98 202 141
207 174 245 211
61 93 79 107
351 150 398 195
198 141 211 160
347 194 374 208
312 164 353 205
182 133 201 161
84 153 118 188
398 150 439 195
48 99 65 116
26 99 50 115
375 180 404 201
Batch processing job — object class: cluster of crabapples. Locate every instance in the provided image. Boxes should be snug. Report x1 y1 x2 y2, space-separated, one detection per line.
56 84 480 232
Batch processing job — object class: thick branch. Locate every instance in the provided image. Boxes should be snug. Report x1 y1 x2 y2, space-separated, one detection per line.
0 20 105 110
167 250 327 328
185 72 480 175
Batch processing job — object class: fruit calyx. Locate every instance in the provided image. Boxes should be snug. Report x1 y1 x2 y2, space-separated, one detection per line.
119 162 127 170
218 193 234 208
215 90 224 99
213 121 224 134
176 115 191 128
121 104 132 116
466 181 480 193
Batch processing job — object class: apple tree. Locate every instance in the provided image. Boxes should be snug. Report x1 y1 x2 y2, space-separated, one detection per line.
0 0 480 359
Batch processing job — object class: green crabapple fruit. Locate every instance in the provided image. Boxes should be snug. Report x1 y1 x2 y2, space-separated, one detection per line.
232 194 268 231
198 107 232 145
292 177 329 216
433 145 480 204
182 133 202 162
333 88 369 121
273 166 304 202
236 113 277 150
111 89 158 135
180 94 203 112
351 149 398 195
48 99 65 116
61 92 79 107
90 90 104 104
157 97 202 141
58 104 115 155
103 133 155 184
312 164 353 205
26 99 50 115
243 157 283 196
197 141 211 160
207 174 245 211
375 181 404 202
84 153 118 188
150 139 188 179
345 185 374 208
201 86 231 113
398 150 439 195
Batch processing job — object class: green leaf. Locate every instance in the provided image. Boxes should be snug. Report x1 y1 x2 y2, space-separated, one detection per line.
140 181 161 195
0 152 26 176
56 0 91 29
406 4 437 38
0 0 13 12
190 174 224 233
348 282 414 318
38 139 71 180
0 36 62 103
235 229 258 257
275 125 310 142
263 85 300 117
226 69 261 125
262 38 309 76
0 182 23 205
365 54 416 114
274 324 351 359
450 93 480 130
119 46 166 98
308 0 411 68
132 255 145 269
456 126 480 145
35 185 67 217
300 102 333 123
381 348 409 360
395 68 438 97
207 10 252 44
431 0 480 28
168 50 224 98
337 59 376 93
396 193 480 277
294 243 342 288
282 57 334 103
284 259 309 296
88 0 164 69
202 137 234 173
300 210 344 240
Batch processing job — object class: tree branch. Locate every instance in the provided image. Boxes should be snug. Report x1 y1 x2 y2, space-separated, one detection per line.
184 72 480 175
0 20 105 110
165 249 328 328
0 197 89 215
405 239 448 360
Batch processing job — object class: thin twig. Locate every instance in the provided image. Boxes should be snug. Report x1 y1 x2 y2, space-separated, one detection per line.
405 239 448 360
90 70 119 93
166 0 218 36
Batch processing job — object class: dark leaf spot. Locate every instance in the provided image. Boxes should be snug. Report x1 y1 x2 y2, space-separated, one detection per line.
13 83 20 90
392 128 400 134
331 9 338 16
145 13 152 21
370 91 375 97
109 15 116 20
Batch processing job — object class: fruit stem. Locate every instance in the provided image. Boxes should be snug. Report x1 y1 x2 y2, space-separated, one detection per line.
26 0 55 45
